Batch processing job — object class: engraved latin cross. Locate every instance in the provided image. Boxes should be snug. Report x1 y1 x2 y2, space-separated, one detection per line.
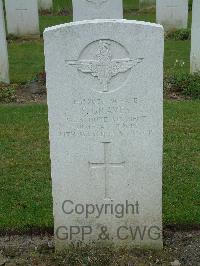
89 142 125 199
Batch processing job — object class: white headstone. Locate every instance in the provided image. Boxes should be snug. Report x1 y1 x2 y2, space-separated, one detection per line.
44 19 164 249
140 0 156 9
156 0 188 31
72 0 123 21
38 0 53 10
190 0 200 73
0 0 9 83
5 0 39 36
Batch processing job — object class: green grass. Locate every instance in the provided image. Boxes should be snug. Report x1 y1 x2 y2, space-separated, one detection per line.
0 105 52 230
52 0 72 12
9 40 44 84
163 101 200 224
165 40 191 73
39 15 72 33
125 10 155 23
0 102 199 230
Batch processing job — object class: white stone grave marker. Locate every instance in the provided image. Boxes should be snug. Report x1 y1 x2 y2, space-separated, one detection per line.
0 0 9 83
190 0 200 73
156 0 188 30
44 19 164 249
5 0 39 36
72 0 123 21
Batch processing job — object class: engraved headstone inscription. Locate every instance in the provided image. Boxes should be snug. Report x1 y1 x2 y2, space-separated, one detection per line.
190 0 200 73
44 19 164 249
5 0 39 36
0 0 9 83
72 0 123 21
156 0 188 30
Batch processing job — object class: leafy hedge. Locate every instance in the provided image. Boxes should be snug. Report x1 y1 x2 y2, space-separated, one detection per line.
0 87 16 103
164 72 200 99
165 29 191 41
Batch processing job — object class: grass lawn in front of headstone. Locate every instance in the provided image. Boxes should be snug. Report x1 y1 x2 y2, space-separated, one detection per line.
0 105 52 230
39 15 72 34
9 40 44 84
0 101 199 231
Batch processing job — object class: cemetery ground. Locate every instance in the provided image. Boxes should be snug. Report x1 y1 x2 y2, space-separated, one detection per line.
0 1 200 265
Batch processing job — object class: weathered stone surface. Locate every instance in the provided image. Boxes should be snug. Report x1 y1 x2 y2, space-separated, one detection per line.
139 0 156 10
0 0 9 84
156 0 188 30
44 19 164 249
72 0 123 21
190 0 200 73
5 0 39 36
38 0 53 10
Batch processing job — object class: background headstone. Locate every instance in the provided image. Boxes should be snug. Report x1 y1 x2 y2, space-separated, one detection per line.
72 0 123 21
38 0 53 10
140 0 156 10
44 19 164 249
156 0 188 30
190 0 200 73
5 0 39 36
0 0 9 83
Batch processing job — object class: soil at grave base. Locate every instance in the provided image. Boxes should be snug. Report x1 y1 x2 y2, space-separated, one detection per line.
0 229 199 266
14 82 47 104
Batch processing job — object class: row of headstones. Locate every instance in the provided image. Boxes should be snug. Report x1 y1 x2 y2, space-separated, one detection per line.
1 0 200 84
0 0 191 38
1 0 191 38
74 0 189 31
